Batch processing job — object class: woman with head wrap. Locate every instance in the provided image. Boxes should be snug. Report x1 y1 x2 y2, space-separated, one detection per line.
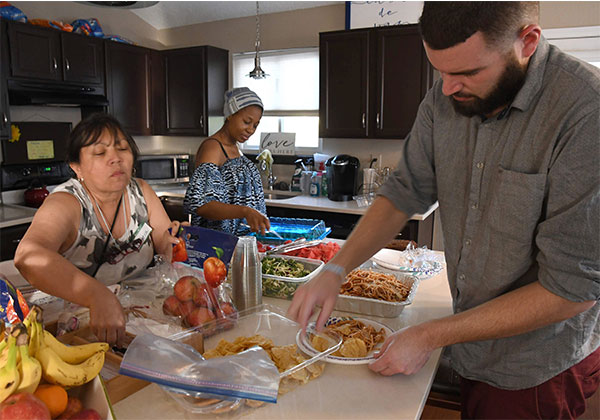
183 87 269 236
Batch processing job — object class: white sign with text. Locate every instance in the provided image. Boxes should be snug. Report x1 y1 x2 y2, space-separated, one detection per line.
260 132 296 155
349 1 424 29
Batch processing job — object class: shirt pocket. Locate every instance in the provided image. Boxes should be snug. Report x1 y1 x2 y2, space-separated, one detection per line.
488 167 547 244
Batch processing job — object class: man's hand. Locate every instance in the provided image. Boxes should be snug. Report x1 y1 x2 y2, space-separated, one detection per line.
287 269 343 333
368 325 434 376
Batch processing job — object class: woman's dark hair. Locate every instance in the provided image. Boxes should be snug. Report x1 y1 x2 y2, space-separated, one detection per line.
419 1 539 50
66 113 139 164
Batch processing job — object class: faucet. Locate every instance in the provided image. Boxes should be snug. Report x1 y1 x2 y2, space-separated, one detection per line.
257 149 276 190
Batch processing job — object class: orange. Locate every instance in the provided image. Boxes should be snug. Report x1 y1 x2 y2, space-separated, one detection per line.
34 384 68 418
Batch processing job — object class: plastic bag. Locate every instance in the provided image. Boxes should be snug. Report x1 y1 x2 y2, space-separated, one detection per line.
0 2 27 22
103 34 134 44
29 19 73 32
119 333 280 403
71 18 104 37
0 274 29 324
163 263 238 335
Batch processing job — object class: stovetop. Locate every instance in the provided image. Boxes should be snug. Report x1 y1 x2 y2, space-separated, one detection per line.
1 161 72 191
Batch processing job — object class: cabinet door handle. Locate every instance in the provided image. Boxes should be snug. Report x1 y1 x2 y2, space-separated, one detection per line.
376 113 380 129
199 115 204 129
53 58 58 71
65 58 70 71
362 113 366 129
2 113 7 125
11 239 21 245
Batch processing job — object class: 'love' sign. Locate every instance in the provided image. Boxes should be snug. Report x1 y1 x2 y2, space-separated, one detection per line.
260 132 296 155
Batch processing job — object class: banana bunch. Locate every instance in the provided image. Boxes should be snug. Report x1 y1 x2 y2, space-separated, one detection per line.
0 326 21 402
28 306 109 388
0 305 109 401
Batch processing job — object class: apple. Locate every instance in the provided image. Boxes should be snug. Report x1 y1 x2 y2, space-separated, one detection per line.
203 257 227 288
186 306 216 327
70 408 101 420
174 276 201 302
162 295 182 316
220 302 237 317
0 392 51 420
57 396 83 420
192 284 212 308
178 300 196 319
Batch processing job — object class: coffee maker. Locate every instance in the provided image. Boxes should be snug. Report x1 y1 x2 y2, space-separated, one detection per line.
325 155 360 201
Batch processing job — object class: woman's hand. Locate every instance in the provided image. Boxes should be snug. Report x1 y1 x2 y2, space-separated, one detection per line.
243 207 270 235
88 287 127 346
156 220 190 260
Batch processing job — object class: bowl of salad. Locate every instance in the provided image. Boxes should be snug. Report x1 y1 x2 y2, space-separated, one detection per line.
261 255 324 300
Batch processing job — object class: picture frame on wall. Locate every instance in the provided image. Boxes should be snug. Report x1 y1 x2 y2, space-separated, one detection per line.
345 1 424 30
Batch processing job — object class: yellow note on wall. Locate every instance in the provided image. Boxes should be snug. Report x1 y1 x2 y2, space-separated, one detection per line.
27 140 55 160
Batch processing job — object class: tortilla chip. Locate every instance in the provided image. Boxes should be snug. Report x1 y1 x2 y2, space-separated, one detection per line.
311 335 330 352
339 337 367 358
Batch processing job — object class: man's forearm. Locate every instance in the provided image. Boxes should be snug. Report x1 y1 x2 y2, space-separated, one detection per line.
330 196 410 274
421 281 596 349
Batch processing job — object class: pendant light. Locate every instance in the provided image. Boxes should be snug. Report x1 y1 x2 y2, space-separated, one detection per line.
248 1 268 79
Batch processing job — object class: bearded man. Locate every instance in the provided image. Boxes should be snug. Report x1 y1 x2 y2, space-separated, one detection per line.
289 2 599 418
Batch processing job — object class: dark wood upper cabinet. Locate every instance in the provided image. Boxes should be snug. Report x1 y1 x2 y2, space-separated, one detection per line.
7 21 104 86
61 34 104 85
0 20 11 139
105 42 152 135
319 29 371 138
8 22 61 81
154 46 228 136
320 24 432 139
374 26 431 138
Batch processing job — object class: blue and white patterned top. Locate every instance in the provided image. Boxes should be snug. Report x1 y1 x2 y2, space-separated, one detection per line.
183 155 266 236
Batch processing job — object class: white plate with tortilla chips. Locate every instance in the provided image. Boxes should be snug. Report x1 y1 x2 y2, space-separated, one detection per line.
296 316 393 365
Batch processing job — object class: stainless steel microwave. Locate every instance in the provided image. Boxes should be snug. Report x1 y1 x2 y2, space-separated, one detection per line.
135 154 192 184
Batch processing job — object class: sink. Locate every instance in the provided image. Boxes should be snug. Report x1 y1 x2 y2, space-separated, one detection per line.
264 193 295 200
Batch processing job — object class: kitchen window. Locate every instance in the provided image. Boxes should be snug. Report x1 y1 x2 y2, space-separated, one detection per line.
232 48 320 152
545 26 600 68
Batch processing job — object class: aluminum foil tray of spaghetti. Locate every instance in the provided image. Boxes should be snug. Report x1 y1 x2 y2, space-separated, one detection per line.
333 265 419 318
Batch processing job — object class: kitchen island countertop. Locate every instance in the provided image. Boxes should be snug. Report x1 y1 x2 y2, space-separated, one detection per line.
113 251 452 420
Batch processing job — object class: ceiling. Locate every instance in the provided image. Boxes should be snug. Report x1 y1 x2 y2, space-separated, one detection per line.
117 1 341 30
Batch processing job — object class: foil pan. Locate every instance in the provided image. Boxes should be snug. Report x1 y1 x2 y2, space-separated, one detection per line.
333 271 419 318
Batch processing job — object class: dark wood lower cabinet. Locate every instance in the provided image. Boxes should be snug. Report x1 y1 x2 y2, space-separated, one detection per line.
0 223 30 261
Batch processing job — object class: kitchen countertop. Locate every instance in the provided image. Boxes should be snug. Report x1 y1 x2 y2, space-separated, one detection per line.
0 203 38 228
152 184 438 221
113 251 452 420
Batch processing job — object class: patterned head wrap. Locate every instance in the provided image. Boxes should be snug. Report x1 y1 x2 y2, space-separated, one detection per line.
223 87 263 118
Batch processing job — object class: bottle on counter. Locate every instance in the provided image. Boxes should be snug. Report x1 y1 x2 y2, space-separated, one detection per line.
310 171 320 197
320 171 328 197
290 160 303 192
300 171 312 195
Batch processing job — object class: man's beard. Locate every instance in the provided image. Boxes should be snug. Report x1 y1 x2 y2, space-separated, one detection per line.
450 55 528 118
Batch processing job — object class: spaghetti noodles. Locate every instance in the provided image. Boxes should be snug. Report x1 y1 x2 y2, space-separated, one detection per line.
340 268 411 302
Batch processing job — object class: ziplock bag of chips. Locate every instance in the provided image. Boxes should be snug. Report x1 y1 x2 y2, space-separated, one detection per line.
119 333 281 403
